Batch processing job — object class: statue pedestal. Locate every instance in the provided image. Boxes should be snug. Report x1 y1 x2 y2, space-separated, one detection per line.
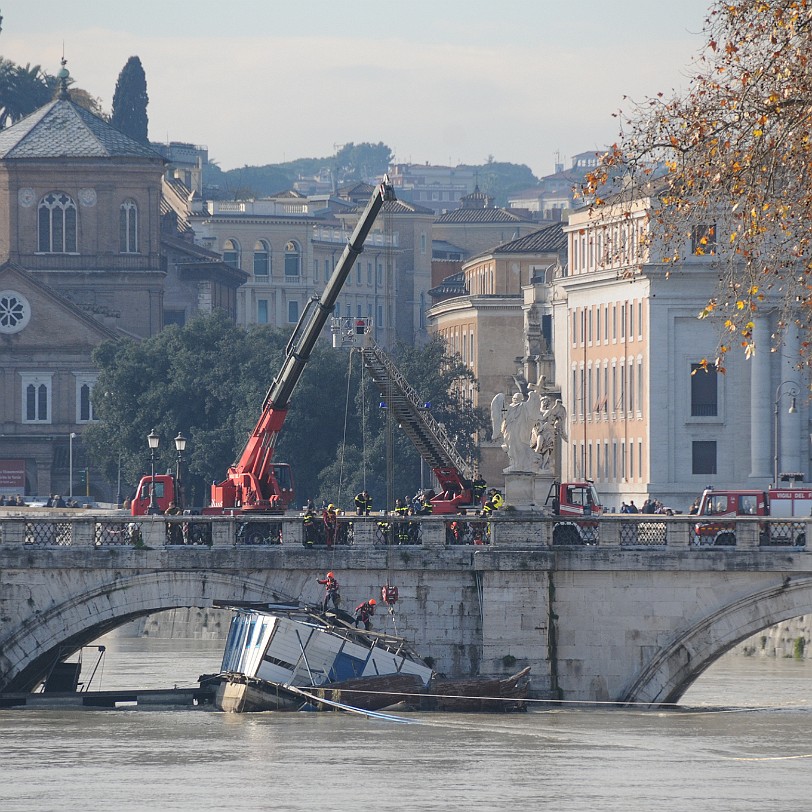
503 471 556 512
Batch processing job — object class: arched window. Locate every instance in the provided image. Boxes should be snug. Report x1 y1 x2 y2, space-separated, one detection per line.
119 199 138 253
222 239 241 268
21 373 52 423
284 241 300 278
253 240 270 277
38 192 77 253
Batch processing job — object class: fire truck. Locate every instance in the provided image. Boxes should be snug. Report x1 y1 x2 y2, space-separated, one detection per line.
131 177 396 518
694 483 811 546
545 480 603 544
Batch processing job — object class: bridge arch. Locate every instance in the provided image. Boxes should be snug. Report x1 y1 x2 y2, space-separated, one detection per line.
0 570 306 692
622 576 812 706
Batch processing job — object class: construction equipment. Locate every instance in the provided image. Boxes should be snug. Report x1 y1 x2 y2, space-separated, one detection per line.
332 318 479 514
131 177 396 517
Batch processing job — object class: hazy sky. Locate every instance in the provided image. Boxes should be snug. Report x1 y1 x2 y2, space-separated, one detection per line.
2 0 713 177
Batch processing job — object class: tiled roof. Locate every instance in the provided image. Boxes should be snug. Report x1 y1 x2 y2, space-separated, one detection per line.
0 98 164 161
491 223 567 254
434 207 532 224
428 270 468 298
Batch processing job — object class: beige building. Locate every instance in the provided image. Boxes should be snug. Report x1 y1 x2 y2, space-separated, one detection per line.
427 225 567 487
189 183 433 349
558 193 810 512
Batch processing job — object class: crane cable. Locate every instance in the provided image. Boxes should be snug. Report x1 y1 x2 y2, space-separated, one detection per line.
336 348 355 517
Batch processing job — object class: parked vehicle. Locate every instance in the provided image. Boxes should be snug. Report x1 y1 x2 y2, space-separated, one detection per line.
694 484 811 546
547 480 603 544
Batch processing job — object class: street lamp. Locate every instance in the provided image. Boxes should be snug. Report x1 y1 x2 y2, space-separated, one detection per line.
147 429 160 515
68 432 77 498
174 432 187 510
774 380 800 487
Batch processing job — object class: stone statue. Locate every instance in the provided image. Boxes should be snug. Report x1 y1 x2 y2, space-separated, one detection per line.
490 387 544 473
532 397 568 473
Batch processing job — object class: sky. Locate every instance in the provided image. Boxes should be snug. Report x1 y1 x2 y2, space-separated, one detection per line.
1 0 713 178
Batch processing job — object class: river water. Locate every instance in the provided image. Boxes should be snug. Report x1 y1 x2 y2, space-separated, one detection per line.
3 638 812 812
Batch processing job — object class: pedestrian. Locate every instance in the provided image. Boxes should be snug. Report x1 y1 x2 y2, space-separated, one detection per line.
620 502 629 514
302 506 318 547
354 598 376 630
354 489 372 516
317 571 341 612
628 500 639 514
164 501 183 544
54 494 66 508
323 503 338 548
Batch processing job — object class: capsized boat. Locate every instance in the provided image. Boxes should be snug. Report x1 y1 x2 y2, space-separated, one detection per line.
209 604 434 713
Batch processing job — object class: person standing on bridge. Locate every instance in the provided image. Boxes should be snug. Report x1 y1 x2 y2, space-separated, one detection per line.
323 504 338 548
317 571 341 613
354 490 372 516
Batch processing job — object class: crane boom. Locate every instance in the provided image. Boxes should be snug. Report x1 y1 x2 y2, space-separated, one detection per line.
210 177 396 513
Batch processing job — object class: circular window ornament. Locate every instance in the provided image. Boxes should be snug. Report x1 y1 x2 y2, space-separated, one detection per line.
18 188 35 208
79 188 97 207
0 290 31 334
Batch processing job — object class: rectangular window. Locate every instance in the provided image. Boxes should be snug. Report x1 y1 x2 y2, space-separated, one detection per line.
258 299 269 324
629 302 634 338
628 364 634 413
691 363 718 416
377 305 384 327
638 301 643 337
692 441 717 474
377 263 383 287
620 304 626 338
541 314 552 349
357 266 362 285
596 308 601 343
287 300 299 323
325 259 331 282
588 308 593 344
367 262 372 286
637 359 643 414
691 224 717 255
604 305 609 341
629 440 634 479
612 305 617 341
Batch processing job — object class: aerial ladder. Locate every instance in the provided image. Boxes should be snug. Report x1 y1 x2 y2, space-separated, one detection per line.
332 319 481 514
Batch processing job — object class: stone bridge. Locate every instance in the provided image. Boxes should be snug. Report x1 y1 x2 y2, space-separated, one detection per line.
1 512 811 706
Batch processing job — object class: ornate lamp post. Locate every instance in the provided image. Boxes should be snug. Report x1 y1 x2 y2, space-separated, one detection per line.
174 432 187 510
773 381 799 487
147 429 160 515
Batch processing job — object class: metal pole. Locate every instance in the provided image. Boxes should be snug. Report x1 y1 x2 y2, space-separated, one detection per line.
69 432 76 498
773 397 779 488
116 453 122 508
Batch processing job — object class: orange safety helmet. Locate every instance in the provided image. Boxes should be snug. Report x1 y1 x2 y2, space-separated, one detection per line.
368 598 376 606
326 571 335 579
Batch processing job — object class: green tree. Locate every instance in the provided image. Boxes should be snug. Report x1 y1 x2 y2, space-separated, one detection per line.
0 59 51 129
334 142 393 181
110 56 148 144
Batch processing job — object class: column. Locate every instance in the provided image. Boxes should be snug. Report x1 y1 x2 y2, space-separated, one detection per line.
749 316 772 479
781 329 802 477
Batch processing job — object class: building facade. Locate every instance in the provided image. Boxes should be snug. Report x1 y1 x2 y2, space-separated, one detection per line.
558 194 810 512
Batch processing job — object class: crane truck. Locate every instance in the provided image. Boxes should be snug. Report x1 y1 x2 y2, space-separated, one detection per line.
131 177 397 518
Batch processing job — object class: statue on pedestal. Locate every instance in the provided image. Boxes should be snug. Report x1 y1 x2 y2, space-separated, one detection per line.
491 385 568 475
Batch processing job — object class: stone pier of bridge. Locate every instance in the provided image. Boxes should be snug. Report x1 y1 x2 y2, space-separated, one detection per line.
2 513 812 705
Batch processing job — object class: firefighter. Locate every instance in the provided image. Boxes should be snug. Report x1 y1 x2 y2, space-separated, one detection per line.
472 474 487 504
302 506 317 547
317 571 340 612
354 489 372 516
354 598 376 630
481 492 500 519
394 498 410 545
491 490 505 509
417 490 434 515
323 503 338 548
164 501 183 545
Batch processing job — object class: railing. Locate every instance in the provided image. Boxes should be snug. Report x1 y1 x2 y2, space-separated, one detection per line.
0 514 809 552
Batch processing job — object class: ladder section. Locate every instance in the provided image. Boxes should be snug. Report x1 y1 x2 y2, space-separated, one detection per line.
361 343 473 480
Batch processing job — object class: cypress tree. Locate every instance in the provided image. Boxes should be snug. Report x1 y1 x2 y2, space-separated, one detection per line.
110 56 148 144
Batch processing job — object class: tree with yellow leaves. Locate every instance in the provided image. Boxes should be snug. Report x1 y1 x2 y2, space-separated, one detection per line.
586 0 812 364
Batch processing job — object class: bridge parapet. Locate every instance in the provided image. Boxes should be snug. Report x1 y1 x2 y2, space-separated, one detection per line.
0 512 809 553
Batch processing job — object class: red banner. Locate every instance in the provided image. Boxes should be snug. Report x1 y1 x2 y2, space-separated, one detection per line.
0 459 26 492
